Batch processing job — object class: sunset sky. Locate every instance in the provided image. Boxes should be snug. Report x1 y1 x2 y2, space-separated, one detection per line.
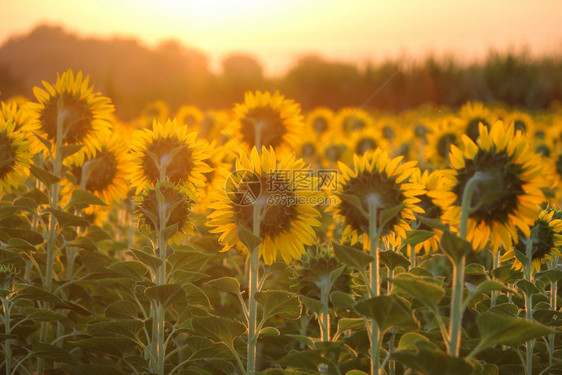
1 0 562 76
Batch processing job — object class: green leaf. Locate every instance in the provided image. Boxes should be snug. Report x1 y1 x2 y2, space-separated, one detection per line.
332 241 373 270
259 327 280 337
402 230 437 246
29 164 59 187
32 343 74 363
354 295 418 334
464 280 517 307
513 249 530 272
59 144 84 160
284 334 314 348
71 236 98 251
15 285 63 304
145 284 187 308
86 225 113 242
488 303 519 317
465 263 487 275
379 249 410 270
440 230 472 262
330 291 355 311
25 307 65 322
130 248 162 271
378 203 405 231
476 312 554 349
515 279 541 296
392 342 473 375
391 274 445 309
47 208 89 227
108 261 148 280
71 337 137 356
24 187 49 205
255 290 302 321
191 316 245 352
338 193 368 219
299 295 324 314
536 269 562 283
161 223 179 242
0 227 44 245
204 277 241 296
334 318 364 338
237 223 262 252
66 189 107 208
491 265 522 284
105 300 139 319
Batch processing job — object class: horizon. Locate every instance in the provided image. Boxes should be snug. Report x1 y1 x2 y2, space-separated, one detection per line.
2 1 562 76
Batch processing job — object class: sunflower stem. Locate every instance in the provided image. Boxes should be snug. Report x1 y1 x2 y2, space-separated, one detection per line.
2 294 12 375
319 281 330 342
448 172 481 357
524 237 535 375
367 197 380 375
409 244 415 270
490 250 500 307
247 200 262 375
38 95 65 375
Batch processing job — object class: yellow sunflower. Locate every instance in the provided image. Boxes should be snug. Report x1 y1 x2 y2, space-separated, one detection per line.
135 179 195 244
432 120 547 251
0 117 33 194
305 107 335 136
230 91 304 154
335 107 374 134
1 98 32 131
424 117 463 168
503 208 562 273
346 126 389 161
175 104 204 127
127 119 211 195
29 70 114 160
64 132 130 207
330 148 425 248
458 101 496 142
207 146 322 265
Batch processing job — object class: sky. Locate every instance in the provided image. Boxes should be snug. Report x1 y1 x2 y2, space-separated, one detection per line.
1 0 562 76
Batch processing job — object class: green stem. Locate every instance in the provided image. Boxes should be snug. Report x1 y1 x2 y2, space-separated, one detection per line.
367 197 380 375
2 297 11 375
549 278 557 367
448 172 481 357
490 250 500 307
409 244 415 270
154 185 167 375
247 201 262 375
319 283 330 342
38 95 65 375
524 237 534 375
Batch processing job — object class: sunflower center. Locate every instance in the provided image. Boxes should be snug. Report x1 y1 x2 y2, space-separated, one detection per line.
72 149 117 194
313 117 328 133
339 171 405 235
301 143 316 157
345 117 365 132
355 137 377 155
240 107 286 148
139 185 191 232
325 144 344 163
466 117 490 142
142 138 193 184
40 93 94 144
437 133 457 160
233 173 298 239
0 133 16 178
513 120 527 133
382 126 395 140
454 150 524 225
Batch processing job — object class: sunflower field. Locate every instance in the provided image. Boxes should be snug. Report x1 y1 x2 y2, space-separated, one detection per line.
1 69 562 375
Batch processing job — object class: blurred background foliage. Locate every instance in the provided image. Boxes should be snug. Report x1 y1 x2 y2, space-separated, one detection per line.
1 24 562 119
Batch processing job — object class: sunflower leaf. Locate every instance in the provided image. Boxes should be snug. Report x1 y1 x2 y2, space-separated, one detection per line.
256 290 302 321
31 131 53 156
205 277 241 296
513 249 531 271
31 343 74 363
144 283 187 308
515 279 541 296
59 144 84 160
378 203 405 233
299 295 324 314
47 208 90 228
354 295 418 334
332 241 373 270
161 223 179 242
535 268 562 283
476 312 554 349
191 316 246 352
237 224 262 252
29 164 60 187
130 248 162 272
402 230 437 246
391 273 445 309
440 230 472 262
66 189 107 208
379 249 410 270
463 280 517 307
337 193 368 219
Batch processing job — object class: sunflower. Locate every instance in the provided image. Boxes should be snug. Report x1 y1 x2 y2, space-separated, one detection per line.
424 117 463 168
135 179 195 244
305 107 335 136
335 107 374 134
196 109 231 143
458 101 495 142
330 148 425 248
230 91 304 154
0 117 33 194
432 121 547 251
127 119 211 195
64 133 130 207
175 104 203 127
207 146 322 265
29 70 113 159
503 208 562 273
504 110 535 138
346 126 388 160
411 169 451 255
1 98 33 131
135 100 170 129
